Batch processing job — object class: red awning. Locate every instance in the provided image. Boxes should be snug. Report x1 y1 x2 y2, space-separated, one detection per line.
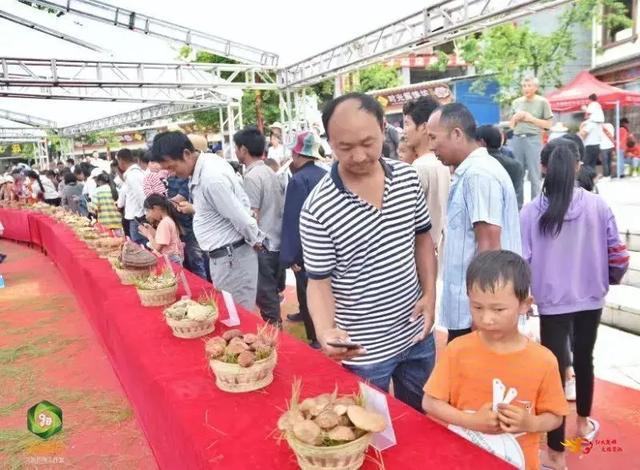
546 71 640 112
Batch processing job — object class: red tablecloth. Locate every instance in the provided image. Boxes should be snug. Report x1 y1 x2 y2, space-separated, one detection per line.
0 209 510 470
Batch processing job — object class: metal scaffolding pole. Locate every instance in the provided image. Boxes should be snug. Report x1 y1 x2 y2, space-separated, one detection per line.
0 109 57 128
22 0 279 66
279 0 572 88
0 8 106 52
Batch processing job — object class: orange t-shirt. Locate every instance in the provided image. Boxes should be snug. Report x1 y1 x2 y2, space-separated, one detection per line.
424 332 569 470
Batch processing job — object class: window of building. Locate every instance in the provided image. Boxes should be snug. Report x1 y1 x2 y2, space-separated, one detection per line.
603 0 637 46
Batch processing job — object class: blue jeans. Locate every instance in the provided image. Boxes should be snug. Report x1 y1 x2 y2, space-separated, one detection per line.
128 219 148 245
344 334 436 411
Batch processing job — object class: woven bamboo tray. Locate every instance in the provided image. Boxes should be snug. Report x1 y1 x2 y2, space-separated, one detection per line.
136 284 178 307
114 266 153 285
209 350 277 393
285 432 372 470
165 316 217 339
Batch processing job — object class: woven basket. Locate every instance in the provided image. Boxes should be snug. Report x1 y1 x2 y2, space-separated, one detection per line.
285 432 373 470
114 266 153 285
136 284 178 307
209 351 277 393
165 316 217 339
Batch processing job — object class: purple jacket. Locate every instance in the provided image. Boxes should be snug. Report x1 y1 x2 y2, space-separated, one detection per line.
520 188 629 315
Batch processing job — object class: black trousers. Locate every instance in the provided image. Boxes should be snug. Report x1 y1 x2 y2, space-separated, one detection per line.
45 197 61 206
540 308 602 452
294 269 317 343
584 144 600 169
447 327 472 344
256 251 282 326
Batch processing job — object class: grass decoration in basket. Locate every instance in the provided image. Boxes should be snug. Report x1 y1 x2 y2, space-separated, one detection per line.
163 293 218 339
205 325 278 393
132 270 178 307
278 381 387 470
113 241 157 284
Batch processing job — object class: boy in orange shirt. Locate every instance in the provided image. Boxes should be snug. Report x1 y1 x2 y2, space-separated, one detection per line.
423 250 569 470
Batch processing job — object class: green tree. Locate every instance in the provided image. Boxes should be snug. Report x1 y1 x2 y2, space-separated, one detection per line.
354 64 401 92
459 0 633 104
178 46 280 132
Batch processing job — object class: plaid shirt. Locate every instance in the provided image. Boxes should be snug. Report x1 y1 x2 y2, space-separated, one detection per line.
166 176 193 231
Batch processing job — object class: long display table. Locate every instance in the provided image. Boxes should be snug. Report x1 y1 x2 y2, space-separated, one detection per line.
0 208 509 469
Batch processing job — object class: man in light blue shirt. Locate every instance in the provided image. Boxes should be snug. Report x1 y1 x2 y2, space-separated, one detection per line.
427 103 521 342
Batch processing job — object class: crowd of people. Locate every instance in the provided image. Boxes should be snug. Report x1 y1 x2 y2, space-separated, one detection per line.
0 75 634 469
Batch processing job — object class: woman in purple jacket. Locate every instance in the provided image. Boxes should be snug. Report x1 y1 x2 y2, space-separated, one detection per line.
520 138 629 470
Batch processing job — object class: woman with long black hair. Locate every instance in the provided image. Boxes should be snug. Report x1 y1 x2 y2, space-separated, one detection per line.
520 139 629 469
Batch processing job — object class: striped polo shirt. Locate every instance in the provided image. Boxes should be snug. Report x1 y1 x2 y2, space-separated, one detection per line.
300 158 432 365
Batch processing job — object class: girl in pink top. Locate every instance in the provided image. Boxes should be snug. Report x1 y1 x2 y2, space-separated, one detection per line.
139 194 184 265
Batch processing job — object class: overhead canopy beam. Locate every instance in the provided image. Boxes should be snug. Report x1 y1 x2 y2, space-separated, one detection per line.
0 88 229 104
0 127 47 139
280 0 573 87
22 0 279 66
58 102 220 137
0 109 57 128
0 57 278 91
0 8 107 52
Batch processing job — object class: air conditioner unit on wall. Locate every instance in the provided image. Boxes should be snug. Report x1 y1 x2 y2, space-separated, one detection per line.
614 28 632 42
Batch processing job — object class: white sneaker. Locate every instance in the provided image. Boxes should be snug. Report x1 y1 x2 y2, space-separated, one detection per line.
565 377 576 401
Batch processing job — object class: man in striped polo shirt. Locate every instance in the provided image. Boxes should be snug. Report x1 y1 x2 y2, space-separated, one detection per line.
300 93 438 411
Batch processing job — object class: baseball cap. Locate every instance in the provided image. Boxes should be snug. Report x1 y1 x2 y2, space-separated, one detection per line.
270 121 283 130
289 131 322 159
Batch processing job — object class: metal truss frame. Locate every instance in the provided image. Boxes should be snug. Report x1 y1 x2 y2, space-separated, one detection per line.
58 102 218 136
0 127 48 139
0 109 57 128
0 57 278 103
22 0 279 66
280 0 573 88
0 8 107 52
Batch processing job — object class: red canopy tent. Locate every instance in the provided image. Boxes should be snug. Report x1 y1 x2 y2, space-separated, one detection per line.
546 70 640 112
546 71 640 177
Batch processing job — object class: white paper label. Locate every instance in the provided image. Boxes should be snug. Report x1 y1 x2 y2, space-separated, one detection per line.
178 270 192 300
220 290 240 327
359 382 397 451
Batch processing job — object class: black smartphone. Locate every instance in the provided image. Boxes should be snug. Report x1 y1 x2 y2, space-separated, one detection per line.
326 340 363 350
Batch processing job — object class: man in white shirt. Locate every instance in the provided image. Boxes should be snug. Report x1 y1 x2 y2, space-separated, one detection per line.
579 112 602 170
403 96 451 249
116 148 146 244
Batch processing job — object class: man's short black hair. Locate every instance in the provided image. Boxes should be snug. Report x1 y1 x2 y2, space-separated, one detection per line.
621 117 629 126
466 250 530 301
322 92 384 140
151 131 195 162
588 93 598 101
66 158 75 165
116 148 135 163
63 172 77 185
476 125 503 150
233 126 266 158
402 96 440 126
437 103 477 140
138 151 150 164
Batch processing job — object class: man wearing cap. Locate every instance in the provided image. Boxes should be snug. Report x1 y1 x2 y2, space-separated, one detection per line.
235 126 284 326
280 131 327 348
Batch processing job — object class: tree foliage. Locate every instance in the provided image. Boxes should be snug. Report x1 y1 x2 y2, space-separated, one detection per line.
354 64 401 92
459 0 633 104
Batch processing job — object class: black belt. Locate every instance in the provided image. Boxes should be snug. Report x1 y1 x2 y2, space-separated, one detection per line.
208 239 245 259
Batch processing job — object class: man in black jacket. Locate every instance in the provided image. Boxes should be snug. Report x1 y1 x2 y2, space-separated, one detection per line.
477 125 525 209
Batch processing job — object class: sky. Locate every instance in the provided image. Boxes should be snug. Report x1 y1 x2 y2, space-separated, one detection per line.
0 0 430 126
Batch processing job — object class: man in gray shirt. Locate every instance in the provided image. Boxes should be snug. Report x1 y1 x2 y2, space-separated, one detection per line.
234 126 284 327
150 131 264 311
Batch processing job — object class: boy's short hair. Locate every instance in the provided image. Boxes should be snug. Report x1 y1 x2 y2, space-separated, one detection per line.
466 250 530 301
